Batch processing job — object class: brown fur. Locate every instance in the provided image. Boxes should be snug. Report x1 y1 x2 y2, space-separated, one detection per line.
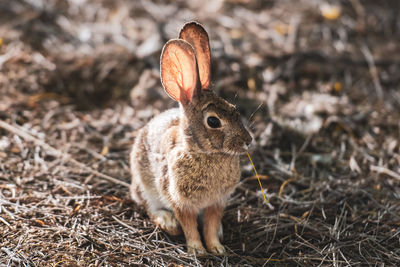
130 22 252 255
174 207 205 254
203 204 225 254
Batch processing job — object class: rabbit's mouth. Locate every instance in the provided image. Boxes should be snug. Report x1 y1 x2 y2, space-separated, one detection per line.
223 150 243 156
223 143 250 156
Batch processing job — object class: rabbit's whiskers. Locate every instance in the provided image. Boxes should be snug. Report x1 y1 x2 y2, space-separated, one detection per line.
248 103 263 123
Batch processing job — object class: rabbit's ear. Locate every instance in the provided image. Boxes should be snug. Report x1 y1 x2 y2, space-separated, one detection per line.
179 22 211 90
161 39 198 104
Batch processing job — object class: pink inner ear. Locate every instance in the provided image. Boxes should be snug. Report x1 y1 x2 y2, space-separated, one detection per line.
160 39 198 103
179 22 211 90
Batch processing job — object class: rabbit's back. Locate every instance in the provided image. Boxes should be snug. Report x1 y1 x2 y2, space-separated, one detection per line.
147 108 180 152
130 108 180 207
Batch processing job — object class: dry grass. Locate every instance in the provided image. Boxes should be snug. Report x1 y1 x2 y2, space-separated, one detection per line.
1 0 400 266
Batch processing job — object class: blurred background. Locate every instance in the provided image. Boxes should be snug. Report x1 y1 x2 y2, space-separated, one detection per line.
1 0 400 144
1 0 400 265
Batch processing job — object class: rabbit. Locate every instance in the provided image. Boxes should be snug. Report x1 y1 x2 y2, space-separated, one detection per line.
130 21 252 256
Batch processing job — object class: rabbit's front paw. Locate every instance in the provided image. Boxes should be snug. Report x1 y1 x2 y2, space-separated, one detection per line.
153 210 181 236
207 241 226 255
187 241 207 256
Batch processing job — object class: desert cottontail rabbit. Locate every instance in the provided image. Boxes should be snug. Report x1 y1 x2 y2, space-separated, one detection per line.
130 21 252 255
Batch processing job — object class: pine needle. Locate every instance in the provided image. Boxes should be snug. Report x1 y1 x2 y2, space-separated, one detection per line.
246 152 269 204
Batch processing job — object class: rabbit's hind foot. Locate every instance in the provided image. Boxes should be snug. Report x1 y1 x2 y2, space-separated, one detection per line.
152 209 182 236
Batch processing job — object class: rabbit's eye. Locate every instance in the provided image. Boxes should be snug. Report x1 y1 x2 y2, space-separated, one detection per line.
207 116 221 128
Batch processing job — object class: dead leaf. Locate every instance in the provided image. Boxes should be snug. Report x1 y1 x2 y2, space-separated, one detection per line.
101 146 109 156
321 4 341 20
34 219 46 227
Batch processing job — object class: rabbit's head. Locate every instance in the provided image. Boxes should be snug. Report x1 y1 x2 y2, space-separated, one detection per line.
160 22 252 155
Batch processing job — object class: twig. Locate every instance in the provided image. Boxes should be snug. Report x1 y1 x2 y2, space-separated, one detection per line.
0 216 10 226
112 215 140 233
361 45 383 100
0 248 21 263
349 0 366 27
0 120 130 188
286 15 301 53
370 165 400 181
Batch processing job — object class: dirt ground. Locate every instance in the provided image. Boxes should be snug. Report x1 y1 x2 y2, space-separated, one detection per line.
1 0 400 266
